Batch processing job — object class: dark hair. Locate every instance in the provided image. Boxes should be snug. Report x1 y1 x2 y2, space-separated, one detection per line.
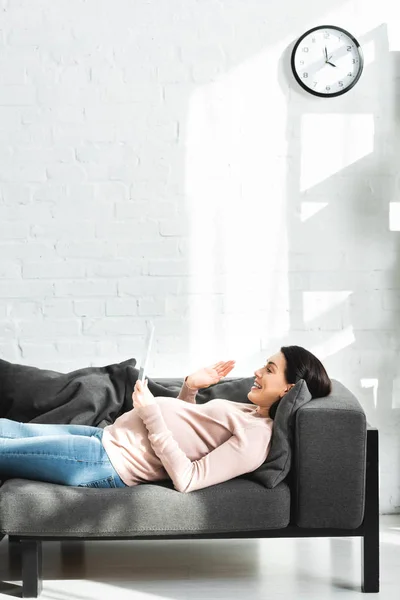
269 345 332 420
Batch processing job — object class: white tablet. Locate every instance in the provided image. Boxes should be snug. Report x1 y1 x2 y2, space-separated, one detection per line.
138 320 155 382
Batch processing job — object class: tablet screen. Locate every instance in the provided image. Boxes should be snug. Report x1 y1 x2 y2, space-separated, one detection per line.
138 320 155 382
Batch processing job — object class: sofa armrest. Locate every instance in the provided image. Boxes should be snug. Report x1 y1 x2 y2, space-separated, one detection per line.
292 378 367 529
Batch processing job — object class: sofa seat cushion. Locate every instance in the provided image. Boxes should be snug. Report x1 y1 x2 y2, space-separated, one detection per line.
0 477 290 537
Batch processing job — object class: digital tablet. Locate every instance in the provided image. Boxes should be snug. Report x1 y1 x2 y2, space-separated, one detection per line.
138 320 155 382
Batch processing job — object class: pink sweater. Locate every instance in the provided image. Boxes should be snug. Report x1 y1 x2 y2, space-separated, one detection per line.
101 380 273 493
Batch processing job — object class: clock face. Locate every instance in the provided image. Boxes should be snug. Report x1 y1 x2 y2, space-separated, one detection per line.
291 25 364 97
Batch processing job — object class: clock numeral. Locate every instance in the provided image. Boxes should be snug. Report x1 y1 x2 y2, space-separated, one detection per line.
352 58 356 63
302 47 309 52
347 45 352 51
300 60 304 65
311 37 316 43
323 32 330 38
313 82 317 87
326 86 331 91
303 72 308 78
347 72 353 77
338 81 344 87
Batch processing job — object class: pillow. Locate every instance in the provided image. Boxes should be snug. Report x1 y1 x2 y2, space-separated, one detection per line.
249 378 312 488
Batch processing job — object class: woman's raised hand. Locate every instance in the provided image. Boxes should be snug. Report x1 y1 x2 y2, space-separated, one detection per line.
186 360 236 390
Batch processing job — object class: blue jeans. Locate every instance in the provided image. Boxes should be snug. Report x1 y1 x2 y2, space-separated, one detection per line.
0 418 128 488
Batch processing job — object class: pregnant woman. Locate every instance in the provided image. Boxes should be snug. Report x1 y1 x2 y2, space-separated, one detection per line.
0 345 331 493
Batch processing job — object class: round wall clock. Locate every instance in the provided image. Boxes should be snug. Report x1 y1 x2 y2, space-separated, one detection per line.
291 25 364 97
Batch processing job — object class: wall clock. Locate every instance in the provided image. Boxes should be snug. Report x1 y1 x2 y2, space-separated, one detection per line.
291 25 364 97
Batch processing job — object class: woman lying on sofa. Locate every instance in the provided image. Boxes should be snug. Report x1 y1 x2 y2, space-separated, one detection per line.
0 345 331 493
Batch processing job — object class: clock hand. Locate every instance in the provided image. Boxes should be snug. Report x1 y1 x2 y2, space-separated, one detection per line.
325 51 336 66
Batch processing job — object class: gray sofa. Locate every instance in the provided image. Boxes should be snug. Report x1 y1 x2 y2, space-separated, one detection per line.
0 376 379 597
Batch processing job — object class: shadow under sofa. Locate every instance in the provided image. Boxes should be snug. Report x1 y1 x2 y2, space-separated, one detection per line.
0 376 379 597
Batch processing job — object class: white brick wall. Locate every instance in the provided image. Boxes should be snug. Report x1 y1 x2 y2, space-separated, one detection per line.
0 0 399 513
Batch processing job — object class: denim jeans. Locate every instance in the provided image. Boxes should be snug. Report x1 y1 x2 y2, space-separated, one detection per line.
0 418 128 488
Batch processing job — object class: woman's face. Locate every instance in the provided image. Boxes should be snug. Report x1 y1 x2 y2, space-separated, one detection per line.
248 351 295 417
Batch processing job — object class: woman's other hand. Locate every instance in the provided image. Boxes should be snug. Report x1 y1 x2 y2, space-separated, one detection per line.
186 360 236 390
132 379 156 408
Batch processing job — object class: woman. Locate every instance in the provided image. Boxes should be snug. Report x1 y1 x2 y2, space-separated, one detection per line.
0 345 331 493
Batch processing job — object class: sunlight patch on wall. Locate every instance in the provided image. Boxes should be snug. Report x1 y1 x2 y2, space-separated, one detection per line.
361 378 379 409
303 291 352 322
389 203 400 231
311 326 356 360
387 20 400 51
185 45 289 363
300 202 328 222
362 39 375 66
300 114 374 192
392 377 400 409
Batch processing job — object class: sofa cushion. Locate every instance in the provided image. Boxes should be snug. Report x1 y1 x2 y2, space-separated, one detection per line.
0 477 291 537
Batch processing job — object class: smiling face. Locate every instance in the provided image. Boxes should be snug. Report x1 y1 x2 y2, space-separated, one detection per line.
248 351 295 418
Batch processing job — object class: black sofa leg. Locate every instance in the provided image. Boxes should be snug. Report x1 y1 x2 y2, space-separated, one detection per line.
8 535 22 582
8 536 22 570
21 540 43 598
361 428 380 593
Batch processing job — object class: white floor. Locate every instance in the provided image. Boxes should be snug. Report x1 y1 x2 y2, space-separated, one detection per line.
0 514 398 599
